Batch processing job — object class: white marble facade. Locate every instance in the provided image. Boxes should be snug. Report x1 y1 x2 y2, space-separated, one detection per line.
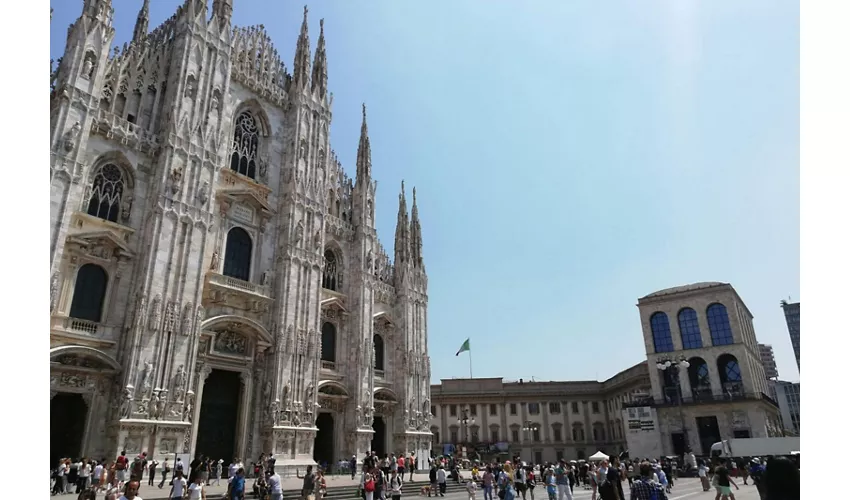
49 0 431 471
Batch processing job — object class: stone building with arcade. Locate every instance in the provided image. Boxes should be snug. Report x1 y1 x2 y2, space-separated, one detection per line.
49 0 431 471
625 282 784 457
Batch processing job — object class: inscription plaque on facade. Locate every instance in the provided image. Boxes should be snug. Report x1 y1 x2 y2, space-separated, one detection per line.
231 204 254 225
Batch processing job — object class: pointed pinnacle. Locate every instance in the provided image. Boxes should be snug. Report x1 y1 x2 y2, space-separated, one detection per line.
320 18 325 34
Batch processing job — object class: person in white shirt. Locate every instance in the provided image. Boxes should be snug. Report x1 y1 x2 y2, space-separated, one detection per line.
213 460 223 486
169 471 188 500
466 479 477 500
267 468 283 500
93 461 104 490
188 475 206 500
79 459 92 490
118 479 143 500
436 466 447 496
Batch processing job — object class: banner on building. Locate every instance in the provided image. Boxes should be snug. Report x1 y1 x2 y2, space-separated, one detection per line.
626 406 656 432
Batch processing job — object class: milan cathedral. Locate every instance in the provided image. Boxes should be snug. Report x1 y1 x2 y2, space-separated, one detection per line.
49 0 431 471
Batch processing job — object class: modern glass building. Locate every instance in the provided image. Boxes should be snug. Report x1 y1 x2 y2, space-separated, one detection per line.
781 301 800 370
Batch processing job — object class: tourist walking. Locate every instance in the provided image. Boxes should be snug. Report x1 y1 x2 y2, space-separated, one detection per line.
629 462 667 500
436 465 447 497
483 466 495 500
212 459 223 486
188 475 207 500
299 464 318 500
147 459 158 486
698 461 711 491
713 460 739 500
267 467 283 500
229 468 246 500
158 458 170 489
390 469 404 500
169 471 188 500
118 480 142 500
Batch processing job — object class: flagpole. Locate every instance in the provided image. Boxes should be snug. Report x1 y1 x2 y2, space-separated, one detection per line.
468 349 473 378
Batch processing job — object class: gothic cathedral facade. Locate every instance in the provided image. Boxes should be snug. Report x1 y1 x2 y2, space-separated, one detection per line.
49 0 432 470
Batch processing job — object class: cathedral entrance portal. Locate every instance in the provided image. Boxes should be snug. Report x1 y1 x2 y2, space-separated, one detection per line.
314 412 335 467
50 393 87 467
372 416 387 456
196 369 241 463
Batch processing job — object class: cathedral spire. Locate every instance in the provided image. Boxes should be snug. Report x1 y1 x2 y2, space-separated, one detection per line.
355 103 372 184
293 5 311 89
132 0 150 44
212 0 234 27
82 0 114 26
410 187 424 269
394 181 410 267
311 19 328 99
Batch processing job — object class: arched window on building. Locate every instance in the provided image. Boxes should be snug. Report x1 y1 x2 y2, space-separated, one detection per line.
322 250 339 291
373 334 385 371
717 353 743 396
707 303 734 346
69 264 108 322
572 423 585 442
86 163 125 223
688 357 712 400
650 312 674 353
230 111 259 179
678 307 703 349
223 227 252 281
321 322 336 363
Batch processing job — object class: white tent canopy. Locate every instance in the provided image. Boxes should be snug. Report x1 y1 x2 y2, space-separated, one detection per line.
589 451 609 461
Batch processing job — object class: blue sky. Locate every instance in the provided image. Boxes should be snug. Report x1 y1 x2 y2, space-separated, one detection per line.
51 1 800 383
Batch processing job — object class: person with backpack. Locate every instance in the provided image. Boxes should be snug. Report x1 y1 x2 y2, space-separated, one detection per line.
158 458 171 489
363 466 377 500
390 469 404 500
130 454 147 483
629 462 667 500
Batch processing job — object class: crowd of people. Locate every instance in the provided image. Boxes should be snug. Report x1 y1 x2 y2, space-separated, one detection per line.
49 448 800 500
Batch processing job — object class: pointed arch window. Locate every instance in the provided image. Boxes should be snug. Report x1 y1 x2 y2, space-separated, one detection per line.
86 163 125 223
322 250 340 291
373 334 385 371
707 303 734 346
223 227 252 282
230 111 259 179
678 307 703 349
650 312 675 353
321 322 337 363
69 264 108 322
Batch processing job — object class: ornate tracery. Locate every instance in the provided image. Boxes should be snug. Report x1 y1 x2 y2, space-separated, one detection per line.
86 163 125 223
230 111 259 179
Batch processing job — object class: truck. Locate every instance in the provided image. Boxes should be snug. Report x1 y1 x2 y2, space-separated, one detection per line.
710 437 800 459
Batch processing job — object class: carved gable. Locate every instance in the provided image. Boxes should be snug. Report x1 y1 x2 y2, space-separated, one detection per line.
66 230 135 262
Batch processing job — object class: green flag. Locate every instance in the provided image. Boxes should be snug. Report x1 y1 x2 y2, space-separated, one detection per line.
456 338 470 356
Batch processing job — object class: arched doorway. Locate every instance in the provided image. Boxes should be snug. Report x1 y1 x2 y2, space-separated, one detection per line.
51 393 88 467
314 413 335 467
372 416 387 456
196 369 242 463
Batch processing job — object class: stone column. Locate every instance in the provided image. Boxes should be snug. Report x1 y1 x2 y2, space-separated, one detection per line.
678 363 693 400
189 365 212 457
237 371 253 458
80 391 98 458
500 403 508 441
562 401 572 443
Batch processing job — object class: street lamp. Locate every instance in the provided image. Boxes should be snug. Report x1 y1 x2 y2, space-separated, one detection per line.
457 407 475 445
521 420 539 463
657 357 691 456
